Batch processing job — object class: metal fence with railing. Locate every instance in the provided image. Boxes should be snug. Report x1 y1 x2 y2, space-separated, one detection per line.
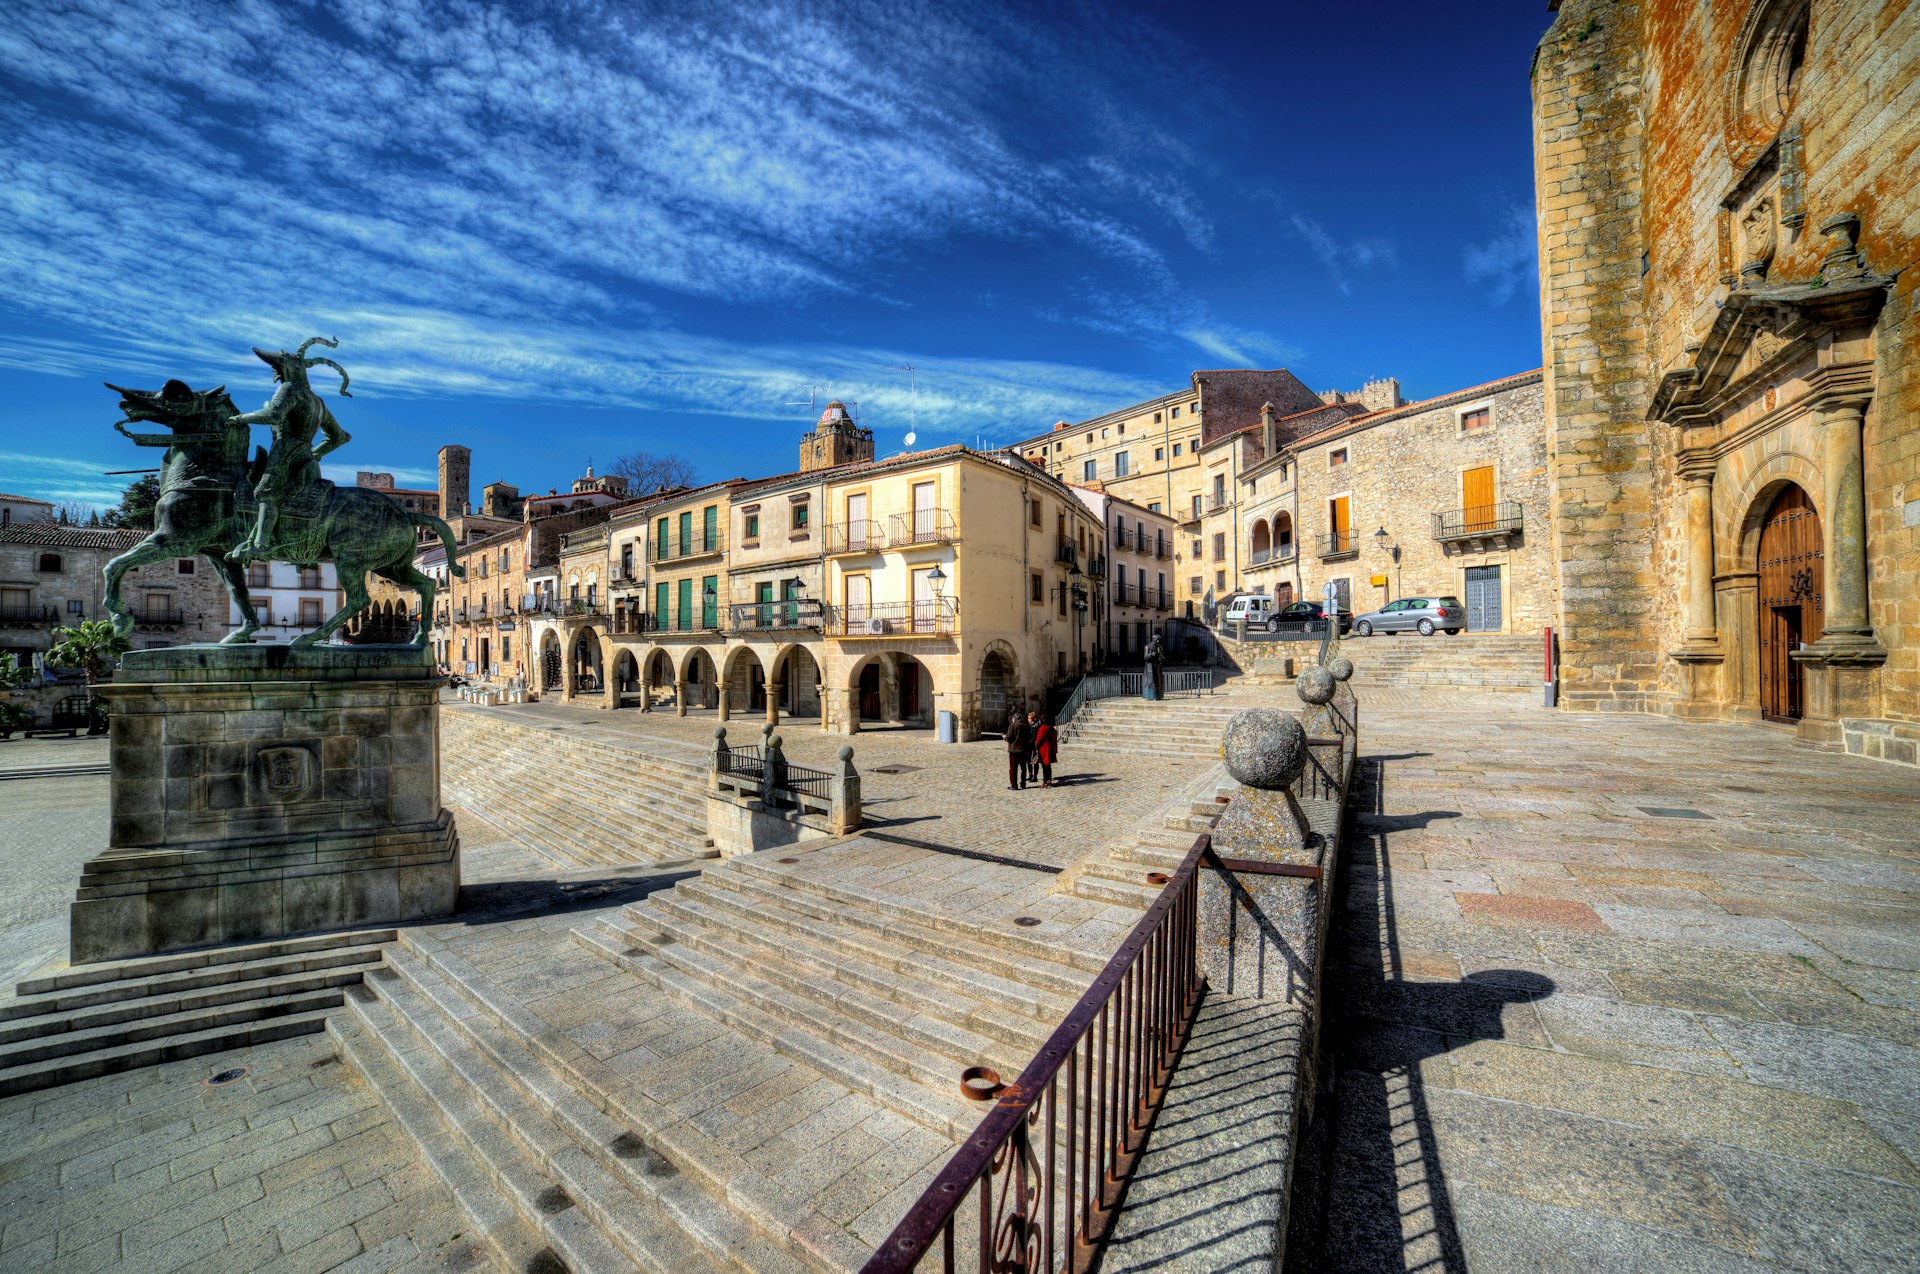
862 826 1209 1273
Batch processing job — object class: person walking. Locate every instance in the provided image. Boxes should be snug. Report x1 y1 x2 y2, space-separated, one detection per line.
1033 713 1059 787
1025 710 1043 784
1005 710 1033 790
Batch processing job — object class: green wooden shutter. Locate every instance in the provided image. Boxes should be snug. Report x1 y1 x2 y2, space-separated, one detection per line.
655 582 668 630
677 579 692 631
703 506 718 552
702 575 718 628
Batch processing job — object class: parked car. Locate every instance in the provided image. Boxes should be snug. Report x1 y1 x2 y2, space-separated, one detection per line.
1351 596 1466 637
1268 600 1352 634
1221 594 1276 627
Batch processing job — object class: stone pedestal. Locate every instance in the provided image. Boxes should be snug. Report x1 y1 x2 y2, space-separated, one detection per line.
71 645 460 964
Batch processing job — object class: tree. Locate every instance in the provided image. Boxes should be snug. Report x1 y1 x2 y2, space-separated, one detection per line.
606 451 696 495
103 474 161 530
46 619 131 689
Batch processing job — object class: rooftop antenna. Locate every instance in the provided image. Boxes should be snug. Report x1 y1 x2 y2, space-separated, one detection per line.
784 385 832 418
887 365 918 447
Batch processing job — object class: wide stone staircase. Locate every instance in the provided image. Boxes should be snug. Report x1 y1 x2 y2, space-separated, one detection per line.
332 837 1141 1271
1060 781 1231 907
0 928 390 1097
1060 695 1244 757
442 707 718 869
1335 632 1540 691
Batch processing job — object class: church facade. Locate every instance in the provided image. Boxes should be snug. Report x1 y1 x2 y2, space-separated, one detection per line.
1534 0 1918 763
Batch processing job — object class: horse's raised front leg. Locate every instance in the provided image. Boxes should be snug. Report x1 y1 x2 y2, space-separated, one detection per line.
206 555 260 644
102 536 181 638
293 562 370 647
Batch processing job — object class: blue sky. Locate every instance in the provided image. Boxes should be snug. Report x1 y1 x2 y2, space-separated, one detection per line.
0 1 1548 509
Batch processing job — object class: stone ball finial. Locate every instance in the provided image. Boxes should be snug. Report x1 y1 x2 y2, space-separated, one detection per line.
1296 666 1335 705
713 726 727 739
836 745 854 762
1221 709 1307 790
1327 656 1353 683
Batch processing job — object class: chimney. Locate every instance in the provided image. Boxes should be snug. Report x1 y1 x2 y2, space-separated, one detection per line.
1260 402 1276 458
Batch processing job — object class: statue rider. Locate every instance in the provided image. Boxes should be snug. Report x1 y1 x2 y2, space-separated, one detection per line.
226 337 352 564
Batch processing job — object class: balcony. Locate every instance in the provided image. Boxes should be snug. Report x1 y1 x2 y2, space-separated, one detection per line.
610 564 641 584
825 521 888 556
1113 525 1135 551
609 607 649 636
1433 501 1523 547
1319 532 1359 561
888 509 956 547
653 531 725 564
520 595 557 616
1206 493 1229 513
1055 540 1080 569
729 599 823 632
826 599 957 638
133 609 187 629
652 606 723 634
0 602 54 626
1152 537 1171 560
560 598 603 620
1248 544 1296 567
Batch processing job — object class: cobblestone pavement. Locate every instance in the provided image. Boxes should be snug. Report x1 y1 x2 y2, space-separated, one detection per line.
456 696 1202 870
0 1032 483 1273
1309 704 1920 1273
0 772 108 988
0 733 109 775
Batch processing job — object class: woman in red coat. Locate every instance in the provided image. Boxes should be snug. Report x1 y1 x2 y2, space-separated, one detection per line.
1033 713 1059 787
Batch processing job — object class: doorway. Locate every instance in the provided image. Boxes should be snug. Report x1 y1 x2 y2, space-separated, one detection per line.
858 663 883 720
1757 484 1823 723
1464 565 1502 632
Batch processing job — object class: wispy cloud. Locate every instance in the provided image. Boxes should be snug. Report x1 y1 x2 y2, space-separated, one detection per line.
1289 215 1399 296
0 452 134 506
318 463 440 489
0 0 1224 440
1178 326 1302 369
1462 205 1538 305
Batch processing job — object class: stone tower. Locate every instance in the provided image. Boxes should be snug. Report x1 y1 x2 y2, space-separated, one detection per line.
438 445 471 517
799 401 874 472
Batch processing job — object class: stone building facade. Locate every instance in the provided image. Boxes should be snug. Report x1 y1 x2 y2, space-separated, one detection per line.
0 523 230 666
1534 0 1917 762
1071 486 1180 662
1283 372 1556 631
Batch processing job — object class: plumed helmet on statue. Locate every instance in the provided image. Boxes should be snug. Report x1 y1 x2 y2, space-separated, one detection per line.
250 336 353 397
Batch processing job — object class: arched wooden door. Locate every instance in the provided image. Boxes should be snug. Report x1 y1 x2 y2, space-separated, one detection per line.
1756 484 1823 723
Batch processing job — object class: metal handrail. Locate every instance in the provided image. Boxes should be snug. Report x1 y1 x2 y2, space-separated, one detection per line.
826 521 889 555
1319 531 1356 557
863 829 1209 1273
1432 500 1523 540
889 509 957 546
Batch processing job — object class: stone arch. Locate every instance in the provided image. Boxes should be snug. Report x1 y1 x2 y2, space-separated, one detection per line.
771 643 823 719
723 645 769 718
1250 518 1272 561
537 627 563 694
978 640 1020 733
843 650 936 730
1722 447 1825 574
611 648 640 706
569 627 603 697
1272 511 1293 551
678 646 720 711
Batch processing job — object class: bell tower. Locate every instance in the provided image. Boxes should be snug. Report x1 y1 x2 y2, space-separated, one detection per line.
799 401 874 472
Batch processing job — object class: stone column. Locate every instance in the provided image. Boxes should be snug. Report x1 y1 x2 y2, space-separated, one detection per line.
765 681 782 728
882 658 902 726
1682 466 1719 646
1809 398 1882 660
829 745 861 833
717 682 731 722
675 678 688 717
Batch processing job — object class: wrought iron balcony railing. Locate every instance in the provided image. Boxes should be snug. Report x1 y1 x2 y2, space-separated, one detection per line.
652 530 725 563
825 598 957 638
1432 501 1523 542
1319 531 1358 559
888 509 956 547
728 600 823 632
825 521 888 555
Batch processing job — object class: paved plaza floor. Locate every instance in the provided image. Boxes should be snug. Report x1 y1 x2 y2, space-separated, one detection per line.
1 694 1916 1270
1307 701 1920 1272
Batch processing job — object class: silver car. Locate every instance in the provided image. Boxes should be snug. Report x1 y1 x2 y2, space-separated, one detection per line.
1351 595 1466 637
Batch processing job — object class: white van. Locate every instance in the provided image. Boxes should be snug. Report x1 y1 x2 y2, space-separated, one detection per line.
1221 595 1274 627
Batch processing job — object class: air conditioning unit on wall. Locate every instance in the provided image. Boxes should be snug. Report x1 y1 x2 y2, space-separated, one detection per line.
865 616 889 635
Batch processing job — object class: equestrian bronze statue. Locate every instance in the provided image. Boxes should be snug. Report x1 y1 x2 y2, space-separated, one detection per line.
101 338 464 647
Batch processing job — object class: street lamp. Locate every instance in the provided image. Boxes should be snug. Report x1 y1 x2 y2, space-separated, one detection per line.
926 564 947 596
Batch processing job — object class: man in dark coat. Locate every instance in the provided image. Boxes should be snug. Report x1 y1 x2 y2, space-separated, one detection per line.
1005 711 1033 790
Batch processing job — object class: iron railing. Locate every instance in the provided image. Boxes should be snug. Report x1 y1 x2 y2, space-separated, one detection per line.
863 830 1209 1274
1319 531 1357 558
1112 525 1134 551
890 509 957 547
1055 540 1079 568
729 600 821 631
653 530 725 562
1152 537 1171 560
826 521 889 555
1432 500 1523 541
827 599 957 637
560 598 603 618
717 744 765 783
1248 545 1295 566
133 609 187 628
784 760 833 801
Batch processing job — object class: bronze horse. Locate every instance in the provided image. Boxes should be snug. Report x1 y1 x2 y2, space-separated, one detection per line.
103 378 464 646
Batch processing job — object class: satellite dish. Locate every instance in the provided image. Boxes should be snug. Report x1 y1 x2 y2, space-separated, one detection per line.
904 432 917 447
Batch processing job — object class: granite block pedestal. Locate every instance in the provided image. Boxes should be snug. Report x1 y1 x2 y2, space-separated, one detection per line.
70 645 461 963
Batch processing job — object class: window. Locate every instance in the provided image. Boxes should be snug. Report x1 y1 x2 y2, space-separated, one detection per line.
299 567 320 589
1101 428 1109 439
745 513 760 540
1329 447 1349 467
1192 538 1203 556
501 549 512 572
1114 452 1129 477
1148 502 1161 513
1173 443 1182 457
501 636 511 662
792 501 810 530
1117 423 1125 435
68 599 85 615
300 599 322 625
1459 406 1493 434
1171 406 1180 419
177 559 195 574
1212 475 1226 505
1030 499 1043 529
36 553 61 573
1213 532 1226 561
1190 402 1198 414
1216 570 1227 591
478 558 488 578
1190 495 1202 520
1189 575 1203 593
247 564 269 589
1153 412 1162 423
1190 436 1198 451
1030 572 1043 603
1085 433 1093 444
1058 586 1066 617
1083 459 1097 481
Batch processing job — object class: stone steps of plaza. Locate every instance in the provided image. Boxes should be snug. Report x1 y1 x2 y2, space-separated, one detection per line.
0 929 391 1096
337 958 752 1274
1062 698 1243 756
442 709 718 869
576 852 1107 1143
1062 794 1230 908
1338 633 1539 690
